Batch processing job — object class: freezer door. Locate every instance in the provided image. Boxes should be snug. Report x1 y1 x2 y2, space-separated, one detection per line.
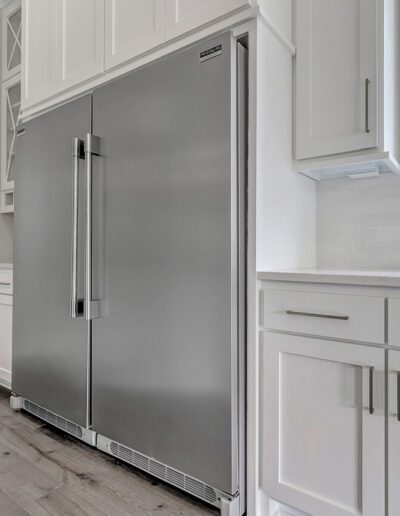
13 95 91 428
92 33 239 494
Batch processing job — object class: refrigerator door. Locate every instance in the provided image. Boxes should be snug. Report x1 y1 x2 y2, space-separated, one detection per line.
92 33 239 494
13 95 91 428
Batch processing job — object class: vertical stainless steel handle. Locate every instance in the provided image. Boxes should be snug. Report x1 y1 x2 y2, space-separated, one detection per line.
365 78 370 133
84 133 100 320
369 366 374 415
71 138 84 318
397 371 400 422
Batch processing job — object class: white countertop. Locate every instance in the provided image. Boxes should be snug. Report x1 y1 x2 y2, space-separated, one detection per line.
257 269 400 288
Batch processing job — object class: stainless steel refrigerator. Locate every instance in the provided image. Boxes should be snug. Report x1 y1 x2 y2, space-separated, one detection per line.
12 32 247 515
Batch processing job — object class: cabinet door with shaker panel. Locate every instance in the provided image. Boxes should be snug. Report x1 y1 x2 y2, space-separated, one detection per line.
165 0 250 40
104 0 166 70
295 0 378 159
22 0 104 110
260 332 385 516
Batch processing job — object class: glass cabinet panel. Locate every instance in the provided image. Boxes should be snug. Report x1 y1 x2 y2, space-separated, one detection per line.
2 76 21 191
2 0 22 80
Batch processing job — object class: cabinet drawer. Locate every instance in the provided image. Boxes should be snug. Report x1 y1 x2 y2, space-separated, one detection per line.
261 289 384 344
0 269 12 295
388 298 400 347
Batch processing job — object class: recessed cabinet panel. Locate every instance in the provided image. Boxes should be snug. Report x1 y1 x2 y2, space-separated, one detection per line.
104 0 166 70
23 0 55 108
166 0 250 40
261 332 385 516
295 0 378 159
54 0 104 90
23 0 104 110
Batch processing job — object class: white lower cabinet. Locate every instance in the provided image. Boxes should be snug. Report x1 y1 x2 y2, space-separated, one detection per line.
261 331 385 516
388 349 400 515
0 294 12 389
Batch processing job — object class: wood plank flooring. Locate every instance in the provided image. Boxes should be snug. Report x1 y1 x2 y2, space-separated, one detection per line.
0 388 218 515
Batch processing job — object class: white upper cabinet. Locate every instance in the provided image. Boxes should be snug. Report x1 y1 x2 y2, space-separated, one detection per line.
104 0 165 70
54 0 104 91
22 0 53 108
2 0 22 81
1 75 21 192
22 0 104 110
165 0 250 40
294 0 399 179
22 0 256 114
295 0 377 160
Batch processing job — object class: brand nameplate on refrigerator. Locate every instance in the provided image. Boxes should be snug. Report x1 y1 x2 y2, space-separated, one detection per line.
200 45 222 62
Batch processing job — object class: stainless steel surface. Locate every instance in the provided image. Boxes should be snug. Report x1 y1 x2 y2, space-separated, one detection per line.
236 40 247 516
397 371 400 422
369 366 374 415
21 396 96 445
71 138 84 318
365 78 370 133
97 433 230 510
13 95 91 428
285 310 350 321
84 134 100 321
84 133 100 429
91 32 243 496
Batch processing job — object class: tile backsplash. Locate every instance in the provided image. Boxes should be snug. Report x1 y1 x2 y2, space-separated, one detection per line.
317 173 400 269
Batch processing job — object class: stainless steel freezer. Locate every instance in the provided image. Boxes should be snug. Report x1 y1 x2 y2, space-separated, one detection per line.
12 95 94 441
12 32 247 515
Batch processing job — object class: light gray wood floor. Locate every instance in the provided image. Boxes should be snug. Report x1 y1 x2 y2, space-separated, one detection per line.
0 388 218 515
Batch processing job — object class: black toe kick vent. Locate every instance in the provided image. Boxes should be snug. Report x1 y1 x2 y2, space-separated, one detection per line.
23 400 83 439
108 441 217 505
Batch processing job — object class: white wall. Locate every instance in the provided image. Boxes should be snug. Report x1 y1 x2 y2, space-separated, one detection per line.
256 20 315 272
317 173 400 269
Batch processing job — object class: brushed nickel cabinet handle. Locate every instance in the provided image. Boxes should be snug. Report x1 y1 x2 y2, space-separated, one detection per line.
286 310 349 321
365 78 370 133
71 138 84 318
0 282 11 286
369 367 374 415
84 133 100 321
397 371 400 422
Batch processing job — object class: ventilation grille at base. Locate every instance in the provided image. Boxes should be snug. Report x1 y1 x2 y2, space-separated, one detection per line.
108 441 217 505
23 400 83 439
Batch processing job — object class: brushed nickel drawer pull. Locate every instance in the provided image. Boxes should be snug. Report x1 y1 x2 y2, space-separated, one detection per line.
0 281 11 286
397 371 400 422
286 310 350 321
369 367 375 415
365 78 370 133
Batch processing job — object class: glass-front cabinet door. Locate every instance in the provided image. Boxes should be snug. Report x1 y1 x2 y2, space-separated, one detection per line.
2 0 22 81
1 75 21 192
